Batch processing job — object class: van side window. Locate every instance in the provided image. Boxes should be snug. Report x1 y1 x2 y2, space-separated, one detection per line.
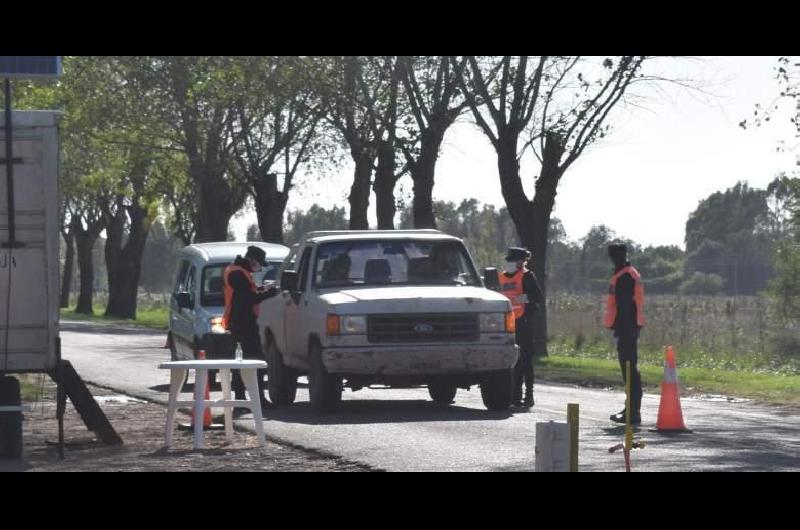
186 265 197 297
174 260 190 293
296 247 313 293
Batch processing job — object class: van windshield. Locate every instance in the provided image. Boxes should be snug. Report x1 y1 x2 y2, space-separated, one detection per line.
201 261 283 307
313 239 480 288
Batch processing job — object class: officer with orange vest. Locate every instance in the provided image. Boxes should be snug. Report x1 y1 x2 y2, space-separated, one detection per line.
500 247 543 410
223 246 279 411
605 243 645 425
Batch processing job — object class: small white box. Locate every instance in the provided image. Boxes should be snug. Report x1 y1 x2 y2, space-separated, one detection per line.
535 421 571 472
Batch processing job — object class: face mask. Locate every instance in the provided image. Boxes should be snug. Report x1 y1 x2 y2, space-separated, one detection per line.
504 261 519 274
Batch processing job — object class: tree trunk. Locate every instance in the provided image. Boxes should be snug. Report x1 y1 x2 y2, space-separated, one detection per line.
253 173 288 244
74 229 99 315
496 132 565 357
349 151 373 230
411 133 444 229
60 229 75 308
104 203 152 319
194 179 236 242
373 140 397 230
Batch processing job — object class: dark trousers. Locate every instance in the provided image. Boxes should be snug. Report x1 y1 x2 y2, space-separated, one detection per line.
230 325 267 402
615 333 642 414
513 315 534 400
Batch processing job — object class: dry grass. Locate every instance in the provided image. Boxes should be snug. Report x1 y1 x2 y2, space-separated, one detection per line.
547 294 800 375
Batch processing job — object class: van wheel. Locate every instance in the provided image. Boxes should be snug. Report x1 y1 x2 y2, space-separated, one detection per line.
168 332 178 361
428 381 457 404
265 331 297 406
480 369 513 411
308 342 342 413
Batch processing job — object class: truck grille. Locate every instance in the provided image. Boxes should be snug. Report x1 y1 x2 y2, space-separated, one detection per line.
367 313 479 343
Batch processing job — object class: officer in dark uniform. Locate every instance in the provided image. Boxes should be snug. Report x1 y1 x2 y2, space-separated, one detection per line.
606 243 644 425
500 247 543 410
223 246 279 412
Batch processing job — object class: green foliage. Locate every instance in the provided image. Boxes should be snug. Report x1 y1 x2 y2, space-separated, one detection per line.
685 181 775 294
283 205 349 245
680 272 725 295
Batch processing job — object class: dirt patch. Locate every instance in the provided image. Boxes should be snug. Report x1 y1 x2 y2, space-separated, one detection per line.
0 379 373 472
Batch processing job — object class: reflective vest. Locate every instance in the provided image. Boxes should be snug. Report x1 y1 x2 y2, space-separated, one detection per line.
500 269 526 319
604 266 645 329
222 264 260 330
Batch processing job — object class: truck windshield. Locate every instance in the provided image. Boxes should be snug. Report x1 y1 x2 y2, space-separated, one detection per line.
201 261 283 306
314 240 480 288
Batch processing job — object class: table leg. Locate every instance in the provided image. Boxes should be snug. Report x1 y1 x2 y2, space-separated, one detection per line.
220 368 234 442
194 368 208 449
242 368 266 445
165 368 186 447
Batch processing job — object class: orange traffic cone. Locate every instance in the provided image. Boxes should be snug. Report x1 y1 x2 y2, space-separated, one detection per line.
191 350 212 428
653 346 692 433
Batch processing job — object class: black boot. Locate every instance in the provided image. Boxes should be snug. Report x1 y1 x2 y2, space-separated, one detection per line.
522 389 534 409
512 387 522 408
610 408 641 425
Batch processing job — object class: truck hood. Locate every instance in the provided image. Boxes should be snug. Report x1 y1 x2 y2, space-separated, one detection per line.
318 285 512 314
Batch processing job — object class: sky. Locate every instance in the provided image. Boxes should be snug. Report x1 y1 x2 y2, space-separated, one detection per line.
232 56 799 249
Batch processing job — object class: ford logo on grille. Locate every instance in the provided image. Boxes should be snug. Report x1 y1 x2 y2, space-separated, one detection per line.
413 323 434 333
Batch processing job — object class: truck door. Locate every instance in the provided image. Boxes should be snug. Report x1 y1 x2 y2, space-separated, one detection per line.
285 246 313 360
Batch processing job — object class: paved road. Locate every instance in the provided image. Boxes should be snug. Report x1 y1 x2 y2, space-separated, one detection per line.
60 320 800 471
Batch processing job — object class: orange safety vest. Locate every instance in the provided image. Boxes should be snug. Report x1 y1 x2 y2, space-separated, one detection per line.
500 269 526 319
222 264 260 330
604 265 645 329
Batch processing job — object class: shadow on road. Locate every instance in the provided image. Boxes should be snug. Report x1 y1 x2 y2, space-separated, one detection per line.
235 399 515 425
60 320 163 336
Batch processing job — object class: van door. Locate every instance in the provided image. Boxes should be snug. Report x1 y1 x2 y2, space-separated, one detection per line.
285 246 313 361
174 263 197 356
170 259 191 351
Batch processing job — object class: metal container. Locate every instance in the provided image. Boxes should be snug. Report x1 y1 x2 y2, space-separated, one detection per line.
0 111 59 372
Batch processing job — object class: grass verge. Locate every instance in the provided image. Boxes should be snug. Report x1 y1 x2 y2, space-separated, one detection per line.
536 355 800 407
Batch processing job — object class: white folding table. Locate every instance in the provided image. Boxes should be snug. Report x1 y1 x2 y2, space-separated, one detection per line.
159 359 267 449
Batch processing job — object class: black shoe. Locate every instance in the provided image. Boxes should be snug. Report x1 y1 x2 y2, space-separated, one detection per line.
260 399 275 411
522 395 534 408
610 410 641 425
233 407 250 417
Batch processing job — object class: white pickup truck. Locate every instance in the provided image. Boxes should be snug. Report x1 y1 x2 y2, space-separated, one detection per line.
257 230 519 412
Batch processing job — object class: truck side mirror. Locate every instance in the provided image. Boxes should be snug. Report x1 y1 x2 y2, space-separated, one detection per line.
482 267 500 291
175 292 193 309
281 270 298 292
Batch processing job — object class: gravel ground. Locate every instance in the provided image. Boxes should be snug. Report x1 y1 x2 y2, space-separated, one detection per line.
0 379 374 472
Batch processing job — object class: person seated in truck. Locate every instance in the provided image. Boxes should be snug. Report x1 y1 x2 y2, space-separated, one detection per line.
428 246 462 283
321 253 352 285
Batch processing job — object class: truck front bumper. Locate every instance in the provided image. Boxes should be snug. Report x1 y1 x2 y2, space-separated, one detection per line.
321 344 519 375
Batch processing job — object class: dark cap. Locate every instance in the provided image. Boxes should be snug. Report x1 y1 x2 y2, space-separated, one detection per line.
245 245 267 266
505 247 531 262
608 243 628 260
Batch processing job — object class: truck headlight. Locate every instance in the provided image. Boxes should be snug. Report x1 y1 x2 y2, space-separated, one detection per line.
209 317 226 334
340 315 367 334
480 313 506 333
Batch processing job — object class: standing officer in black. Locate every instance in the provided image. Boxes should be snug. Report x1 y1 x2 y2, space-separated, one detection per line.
605 243 645 425
500 247 543 410
222 246 279 411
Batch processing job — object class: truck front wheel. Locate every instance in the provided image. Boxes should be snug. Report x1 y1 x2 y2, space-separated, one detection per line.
480 369 514 411
308 343 342 413
265 331 298 406
428 381 457 404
